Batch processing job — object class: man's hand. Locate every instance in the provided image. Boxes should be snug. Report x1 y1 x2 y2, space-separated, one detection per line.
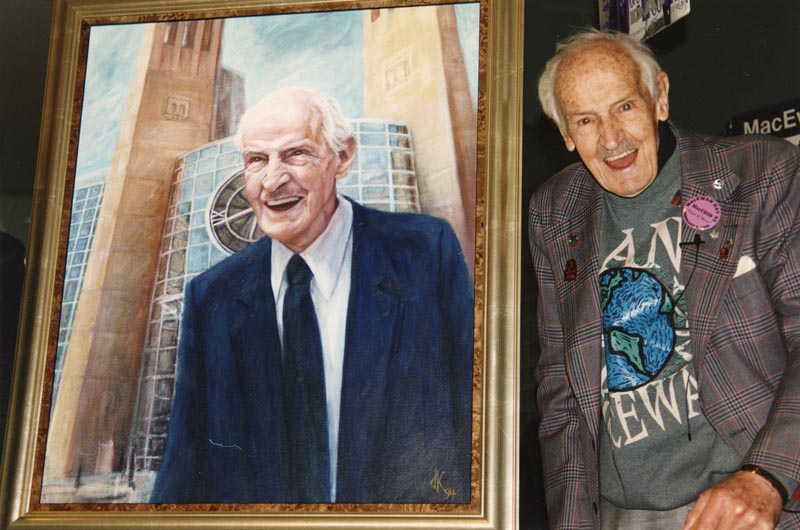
682 470 783 530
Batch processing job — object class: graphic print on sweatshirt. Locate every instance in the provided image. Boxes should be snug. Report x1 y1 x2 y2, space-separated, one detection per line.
600 267 679 391
599 215 698 447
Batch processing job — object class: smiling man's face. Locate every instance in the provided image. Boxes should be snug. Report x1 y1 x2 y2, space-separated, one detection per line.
555 43 669 198
239 91 354 252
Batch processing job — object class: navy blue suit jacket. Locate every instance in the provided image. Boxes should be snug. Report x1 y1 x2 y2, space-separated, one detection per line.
151 201 474 504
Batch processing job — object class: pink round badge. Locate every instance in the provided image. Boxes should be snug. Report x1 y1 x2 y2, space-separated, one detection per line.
683 195 721 231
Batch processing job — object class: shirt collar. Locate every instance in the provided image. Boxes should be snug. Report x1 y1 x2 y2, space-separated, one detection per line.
271 196 353 301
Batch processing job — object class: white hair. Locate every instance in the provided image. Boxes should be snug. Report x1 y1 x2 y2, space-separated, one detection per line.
538 28 663 131
233 87 353 153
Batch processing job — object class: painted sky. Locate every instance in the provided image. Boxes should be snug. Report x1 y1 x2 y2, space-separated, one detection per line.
75 4 480 184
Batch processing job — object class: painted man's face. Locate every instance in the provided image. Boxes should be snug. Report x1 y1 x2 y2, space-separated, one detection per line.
555 44 670 197
239 92 354 252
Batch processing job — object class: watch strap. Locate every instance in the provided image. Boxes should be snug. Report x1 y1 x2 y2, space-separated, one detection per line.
741 464 789 505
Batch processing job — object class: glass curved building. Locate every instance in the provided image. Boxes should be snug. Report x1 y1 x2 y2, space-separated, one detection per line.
54 177 106 401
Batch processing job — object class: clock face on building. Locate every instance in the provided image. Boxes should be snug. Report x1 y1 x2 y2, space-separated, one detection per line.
207 170 264 254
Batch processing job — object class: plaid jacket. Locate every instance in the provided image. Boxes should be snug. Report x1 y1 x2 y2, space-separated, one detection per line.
528 124 800 529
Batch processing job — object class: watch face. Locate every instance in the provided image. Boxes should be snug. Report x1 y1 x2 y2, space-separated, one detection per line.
207 170 264 254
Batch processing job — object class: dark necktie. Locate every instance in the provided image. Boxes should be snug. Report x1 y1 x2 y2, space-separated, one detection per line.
282 254 330 502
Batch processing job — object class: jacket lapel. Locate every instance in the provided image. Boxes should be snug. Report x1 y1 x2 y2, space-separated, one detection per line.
543 173 605 438
336 204 401 496
228 239 287 474
677 127 750 369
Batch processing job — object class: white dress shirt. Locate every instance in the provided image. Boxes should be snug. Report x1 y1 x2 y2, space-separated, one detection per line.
270 196 353 501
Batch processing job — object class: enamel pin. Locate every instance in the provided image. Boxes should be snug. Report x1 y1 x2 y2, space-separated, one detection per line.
683 195 721 231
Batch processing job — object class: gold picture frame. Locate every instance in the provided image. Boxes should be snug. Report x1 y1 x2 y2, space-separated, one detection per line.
0 0 523 528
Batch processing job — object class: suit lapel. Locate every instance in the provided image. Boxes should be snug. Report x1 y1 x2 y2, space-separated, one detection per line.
228 239 287 467
337 204 401 495
543 173 605 438
677 128 750 368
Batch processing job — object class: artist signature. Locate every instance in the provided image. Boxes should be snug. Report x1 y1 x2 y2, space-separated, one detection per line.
429 468 457 500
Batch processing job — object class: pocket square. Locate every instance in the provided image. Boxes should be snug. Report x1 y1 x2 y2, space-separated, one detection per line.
734 255 756 278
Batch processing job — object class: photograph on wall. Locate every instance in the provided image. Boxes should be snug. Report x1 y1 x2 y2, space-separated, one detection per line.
35 2 482 510
599 0 690 40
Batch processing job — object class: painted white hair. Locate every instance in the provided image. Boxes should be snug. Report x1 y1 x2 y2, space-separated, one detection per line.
538 28 663 131
234 86 353 153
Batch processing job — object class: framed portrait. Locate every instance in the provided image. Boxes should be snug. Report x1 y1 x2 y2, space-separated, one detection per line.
0 0 523 528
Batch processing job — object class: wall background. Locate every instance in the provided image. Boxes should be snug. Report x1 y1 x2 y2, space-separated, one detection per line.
1 1 799 528
0 0 52 243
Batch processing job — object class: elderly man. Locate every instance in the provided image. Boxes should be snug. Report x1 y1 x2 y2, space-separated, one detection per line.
528 30 800 529
151 87 473 504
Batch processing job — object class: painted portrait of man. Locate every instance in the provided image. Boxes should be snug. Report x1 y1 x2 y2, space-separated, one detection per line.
41 4 480 506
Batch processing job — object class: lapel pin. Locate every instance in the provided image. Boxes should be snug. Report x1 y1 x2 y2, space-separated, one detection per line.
564 259 577 281
671 190 682 208
568 233 580 247
683 195 721 231
719 239 733 260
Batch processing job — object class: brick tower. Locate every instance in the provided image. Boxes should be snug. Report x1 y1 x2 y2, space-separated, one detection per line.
45 19 224 478
362 6 477 271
